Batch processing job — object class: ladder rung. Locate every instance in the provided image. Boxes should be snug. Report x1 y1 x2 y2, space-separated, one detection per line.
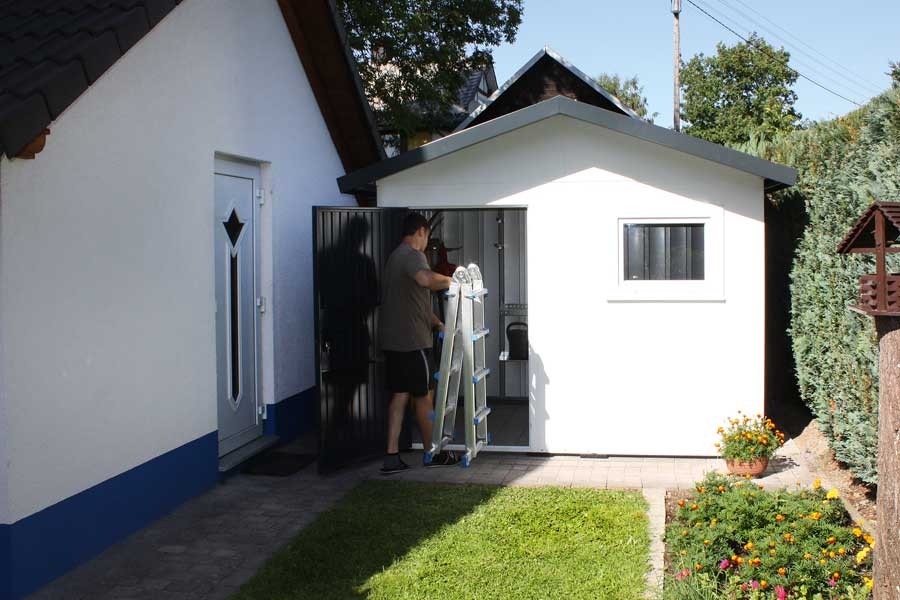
472 328 489 341
473 406 492 425
473 367 490 383
434 364 461 380
465 288 488 298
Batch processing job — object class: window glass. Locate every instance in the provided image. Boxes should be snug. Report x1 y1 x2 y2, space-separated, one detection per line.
623 224 704 280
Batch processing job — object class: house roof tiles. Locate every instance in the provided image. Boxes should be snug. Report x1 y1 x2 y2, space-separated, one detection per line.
0 0 179 157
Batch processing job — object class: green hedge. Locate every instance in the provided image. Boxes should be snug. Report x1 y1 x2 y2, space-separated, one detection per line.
771 89 900 484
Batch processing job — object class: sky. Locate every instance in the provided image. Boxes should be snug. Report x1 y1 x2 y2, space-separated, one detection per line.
490 0 899 128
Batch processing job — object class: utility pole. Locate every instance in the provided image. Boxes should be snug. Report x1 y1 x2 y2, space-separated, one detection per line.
672 0 682 131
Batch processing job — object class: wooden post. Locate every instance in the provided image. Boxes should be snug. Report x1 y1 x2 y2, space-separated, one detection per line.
876 211 887 312
874 316 900 599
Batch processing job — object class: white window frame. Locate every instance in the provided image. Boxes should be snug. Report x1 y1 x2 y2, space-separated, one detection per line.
609 212 725 302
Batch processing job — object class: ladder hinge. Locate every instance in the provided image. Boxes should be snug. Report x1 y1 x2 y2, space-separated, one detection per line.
256 296 267 314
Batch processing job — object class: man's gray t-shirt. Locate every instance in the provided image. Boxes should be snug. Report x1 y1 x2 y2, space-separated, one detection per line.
380 243 433 351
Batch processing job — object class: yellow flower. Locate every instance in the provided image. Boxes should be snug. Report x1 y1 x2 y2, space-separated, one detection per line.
769 549 777 556
813 478 822 490
703 539 711 545
857 547 871 564
852 527 863 538
819 559 827 565
803 553 812 559
864 577 874 590
775 514 784 522
826 488 840 499
777 567 786 576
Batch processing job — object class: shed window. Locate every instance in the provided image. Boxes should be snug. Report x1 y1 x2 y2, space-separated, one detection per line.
624 223 704 280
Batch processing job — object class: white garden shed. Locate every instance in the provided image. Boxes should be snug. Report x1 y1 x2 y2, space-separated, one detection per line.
337 82 797 457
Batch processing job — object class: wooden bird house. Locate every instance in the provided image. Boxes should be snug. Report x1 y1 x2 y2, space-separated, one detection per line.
836 201 900 316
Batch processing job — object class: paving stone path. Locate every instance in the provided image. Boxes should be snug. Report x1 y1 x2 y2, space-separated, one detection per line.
28 442 818 599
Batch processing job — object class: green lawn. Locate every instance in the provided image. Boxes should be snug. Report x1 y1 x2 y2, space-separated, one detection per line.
231 481 650 600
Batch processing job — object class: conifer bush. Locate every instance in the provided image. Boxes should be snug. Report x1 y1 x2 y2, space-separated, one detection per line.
769 88 900 484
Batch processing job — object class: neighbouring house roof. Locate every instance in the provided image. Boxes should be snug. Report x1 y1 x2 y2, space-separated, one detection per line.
337 95 798 194
836 201 900 254
0 0 384 178
453 47 640 132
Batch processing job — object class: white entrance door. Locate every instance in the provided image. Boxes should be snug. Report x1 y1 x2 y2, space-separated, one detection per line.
214 159 262 457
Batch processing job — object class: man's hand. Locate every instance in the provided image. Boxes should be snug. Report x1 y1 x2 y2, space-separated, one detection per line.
414 269 452 291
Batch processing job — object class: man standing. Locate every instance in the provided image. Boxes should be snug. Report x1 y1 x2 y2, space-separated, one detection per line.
380 212 460 473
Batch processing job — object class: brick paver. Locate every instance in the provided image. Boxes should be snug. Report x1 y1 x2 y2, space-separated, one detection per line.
27 441 818 599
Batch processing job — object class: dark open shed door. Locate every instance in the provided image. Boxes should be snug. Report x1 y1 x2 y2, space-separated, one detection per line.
313 207 405 472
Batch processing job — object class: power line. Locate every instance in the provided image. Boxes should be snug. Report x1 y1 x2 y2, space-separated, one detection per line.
683 0 863 107
703 0 880 99
721 0 885 95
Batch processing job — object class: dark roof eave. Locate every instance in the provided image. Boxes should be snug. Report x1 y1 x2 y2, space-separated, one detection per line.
337 96 798 194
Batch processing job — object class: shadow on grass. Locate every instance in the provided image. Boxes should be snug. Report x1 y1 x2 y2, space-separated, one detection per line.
231 481 500 600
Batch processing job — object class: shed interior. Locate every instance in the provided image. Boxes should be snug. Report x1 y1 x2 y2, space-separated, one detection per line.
413 208 529 448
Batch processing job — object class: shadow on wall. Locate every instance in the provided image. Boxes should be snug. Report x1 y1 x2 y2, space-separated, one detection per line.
318 215 378 452
528 344 550 452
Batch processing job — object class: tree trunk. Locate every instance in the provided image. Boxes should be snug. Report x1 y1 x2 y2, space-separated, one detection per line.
874 317 900 599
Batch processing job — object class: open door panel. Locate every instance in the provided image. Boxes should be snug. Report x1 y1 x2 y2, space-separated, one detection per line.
313 207 405 472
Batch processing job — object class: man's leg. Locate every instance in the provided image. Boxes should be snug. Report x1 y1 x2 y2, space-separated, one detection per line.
386 392 409 454
413 391 434 448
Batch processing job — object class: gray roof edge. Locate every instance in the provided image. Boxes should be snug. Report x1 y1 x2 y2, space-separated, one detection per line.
559 98 798 188
337 97 566 193
337 95 797 193
452 46 640 133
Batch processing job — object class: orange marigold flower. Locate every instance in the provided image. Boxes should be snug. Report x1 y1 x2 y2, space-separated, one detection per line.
775 514 784 522
778 567 787 576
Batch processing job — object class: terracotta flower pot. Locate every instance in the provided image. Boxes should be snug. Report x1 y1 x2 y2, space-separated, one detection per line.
726 457 769 477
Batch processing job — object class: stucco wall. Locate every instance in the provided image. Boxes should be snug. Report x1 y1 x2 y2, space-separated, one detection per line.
378 116 765 455
0 0 352 522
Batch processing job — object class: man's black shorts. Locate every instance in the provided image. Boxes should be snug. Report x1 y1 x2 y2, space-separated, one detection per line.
384 348 436 397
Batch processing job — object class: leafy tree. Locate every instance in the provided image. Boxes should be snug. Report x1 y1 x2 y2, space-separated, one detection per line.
594 73 657 122
680 33 801 146
337 0 523 136
890 60 900 88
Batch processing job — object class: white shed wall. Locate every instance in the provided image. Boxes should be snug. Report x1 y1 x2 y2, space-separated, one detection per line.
0 0 351 522
379 116 765 456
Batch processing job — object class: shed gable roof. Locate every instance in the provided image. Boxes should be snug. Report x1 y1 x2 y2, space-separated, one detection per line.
0 0 384 174
454 47 639 132
337 95 798 194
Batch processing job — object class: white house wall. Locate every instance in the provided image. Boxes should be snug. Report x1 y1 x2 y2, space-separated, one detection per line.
378 115 765 456
0 0 351 523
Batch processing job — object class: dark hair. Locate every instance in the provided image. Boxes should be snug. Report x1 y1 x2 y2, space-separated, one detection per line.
401 212 429 237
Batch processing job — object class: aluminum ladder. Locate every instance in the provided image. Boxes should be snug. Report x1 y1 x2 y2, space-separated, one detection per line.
426 263 491 467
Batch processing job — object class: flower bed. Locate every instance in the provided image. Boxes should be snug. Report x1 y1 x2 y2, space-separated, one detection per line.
665 472 873 599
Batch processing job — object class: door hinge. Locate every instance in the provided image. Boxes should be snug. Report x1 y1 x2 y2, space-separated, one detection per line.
258 403 267 419
256 296 267 314
256 188 264 206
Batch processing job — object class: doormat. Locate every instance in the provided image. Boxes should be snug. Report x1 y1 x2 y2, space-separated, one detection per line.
242 451 316 477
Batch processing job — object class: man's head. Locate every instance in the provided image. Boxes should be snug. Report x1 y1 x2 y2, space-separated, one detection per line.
401 212 430 251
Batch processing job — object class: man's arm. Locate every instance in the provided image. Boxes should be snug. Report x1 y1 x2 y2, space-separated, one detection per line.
414 269 452 291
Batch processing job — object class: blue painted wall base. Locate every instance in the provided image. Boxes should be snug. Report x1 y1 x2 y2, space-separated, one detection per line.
1 524 10 600
264 386 316 444
1 431 218 600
